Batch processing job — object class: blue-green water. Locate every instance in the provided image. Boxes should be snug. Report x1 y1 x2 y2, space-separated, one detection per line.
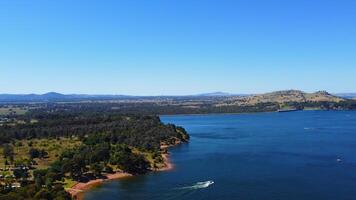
84 111 356 200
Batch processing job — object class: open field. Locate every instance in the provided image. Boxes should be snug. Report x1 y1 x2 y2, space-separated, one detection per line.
0 138 82 169
0 107 28 115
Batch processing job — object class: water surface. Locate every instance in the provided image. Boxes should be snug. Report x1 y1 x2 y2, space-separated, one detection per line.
84 111 356 200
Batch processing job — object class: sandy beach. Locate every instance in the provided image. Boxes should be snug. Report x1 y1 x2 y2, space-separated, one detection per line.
67 143 177 199
66 172 132 199
154 152 174 171
156 141 183 171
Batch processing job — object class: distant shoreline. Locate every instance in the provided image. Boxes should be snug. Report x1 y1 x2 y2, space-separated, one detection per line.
66 144 176 200
160 109 356 117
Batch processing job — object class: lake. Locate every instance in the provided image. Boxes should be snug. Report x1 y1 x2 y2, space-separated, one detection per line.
84 111 356 200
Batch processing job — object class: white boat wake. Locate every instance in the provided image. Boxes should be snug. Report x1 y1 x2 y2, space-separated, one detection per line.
179 180 214 190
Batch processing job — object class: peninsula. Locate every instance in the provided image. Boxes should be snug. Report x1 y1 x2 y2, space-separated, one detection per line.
0 111 189 199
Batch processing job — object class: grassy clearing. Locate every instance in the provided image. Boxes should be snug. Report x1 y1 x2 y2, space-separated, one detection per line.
0 138 82 186
0 107 28 116
62 178 78 188
0 138 82 169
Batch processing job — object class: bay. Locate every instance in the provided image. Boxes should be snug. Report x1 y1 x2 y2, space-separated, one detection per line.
84 111 356 200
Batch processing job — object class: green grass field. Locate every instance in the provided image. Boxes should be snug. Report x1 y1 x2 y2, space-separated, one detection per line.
0 138 82 169
0 107 28 116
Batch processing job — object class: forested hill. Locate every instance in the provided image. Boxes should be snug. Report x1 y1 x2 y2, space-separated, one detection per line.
0 111 189 199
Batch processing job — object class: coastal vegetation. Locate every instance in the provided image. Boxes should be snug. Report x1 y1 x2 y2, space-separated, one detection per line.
0 111 189 199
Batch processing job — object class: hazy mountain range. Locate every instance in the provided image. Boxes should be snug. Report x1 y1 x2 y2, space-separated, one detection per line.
0 91 354 103
0 91 245 102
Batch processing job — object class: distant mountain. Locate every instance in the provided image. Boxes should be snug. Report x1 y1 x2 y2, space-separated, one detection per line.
0 93 133 102
195 92 233 97
217 90 346 106
0 91 246 102
0 93 68 102
42 92 65 97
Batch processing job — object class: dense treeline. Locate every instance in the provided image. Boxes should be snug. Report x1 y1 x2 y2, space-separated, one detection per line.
17 102 282 116
3 99 355 118
282 100 356 110
0 113 188 148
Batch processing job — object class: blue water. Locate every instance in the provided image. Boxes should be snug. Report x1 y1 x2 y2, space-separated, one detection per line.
84 111 356 200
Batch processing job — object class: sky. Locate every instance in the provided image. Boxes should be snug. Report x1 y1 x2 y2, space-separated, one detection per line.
0 0 355 95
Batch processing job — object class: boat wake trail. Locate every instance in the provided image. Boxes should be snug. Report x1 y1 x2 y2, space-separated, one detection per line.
164 181 214 200
179 180 214 190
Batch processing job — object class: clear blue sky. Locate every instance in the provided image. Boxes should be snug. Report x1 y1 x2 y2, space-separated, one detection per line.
0 0 355 95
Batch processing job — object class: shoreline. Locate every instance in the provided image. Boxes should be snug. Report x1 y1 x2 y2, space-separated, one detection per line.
154 146 174 171
159 110 277 117
67 144 176 199
66 172 132 200
159 109 346 117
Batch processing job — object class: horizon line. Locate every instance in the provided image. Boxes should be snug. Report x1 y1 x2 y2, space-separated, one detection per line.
0 90 356 97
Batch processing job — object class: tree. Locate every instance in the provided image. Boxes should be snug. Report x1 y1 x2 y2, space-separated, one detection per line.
3 144 14 162
39 149 48 159
29 148 48 159
34 188 51 199
33 169 48 188
90 163 103 177
29 148 40 159
13 168 29 182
